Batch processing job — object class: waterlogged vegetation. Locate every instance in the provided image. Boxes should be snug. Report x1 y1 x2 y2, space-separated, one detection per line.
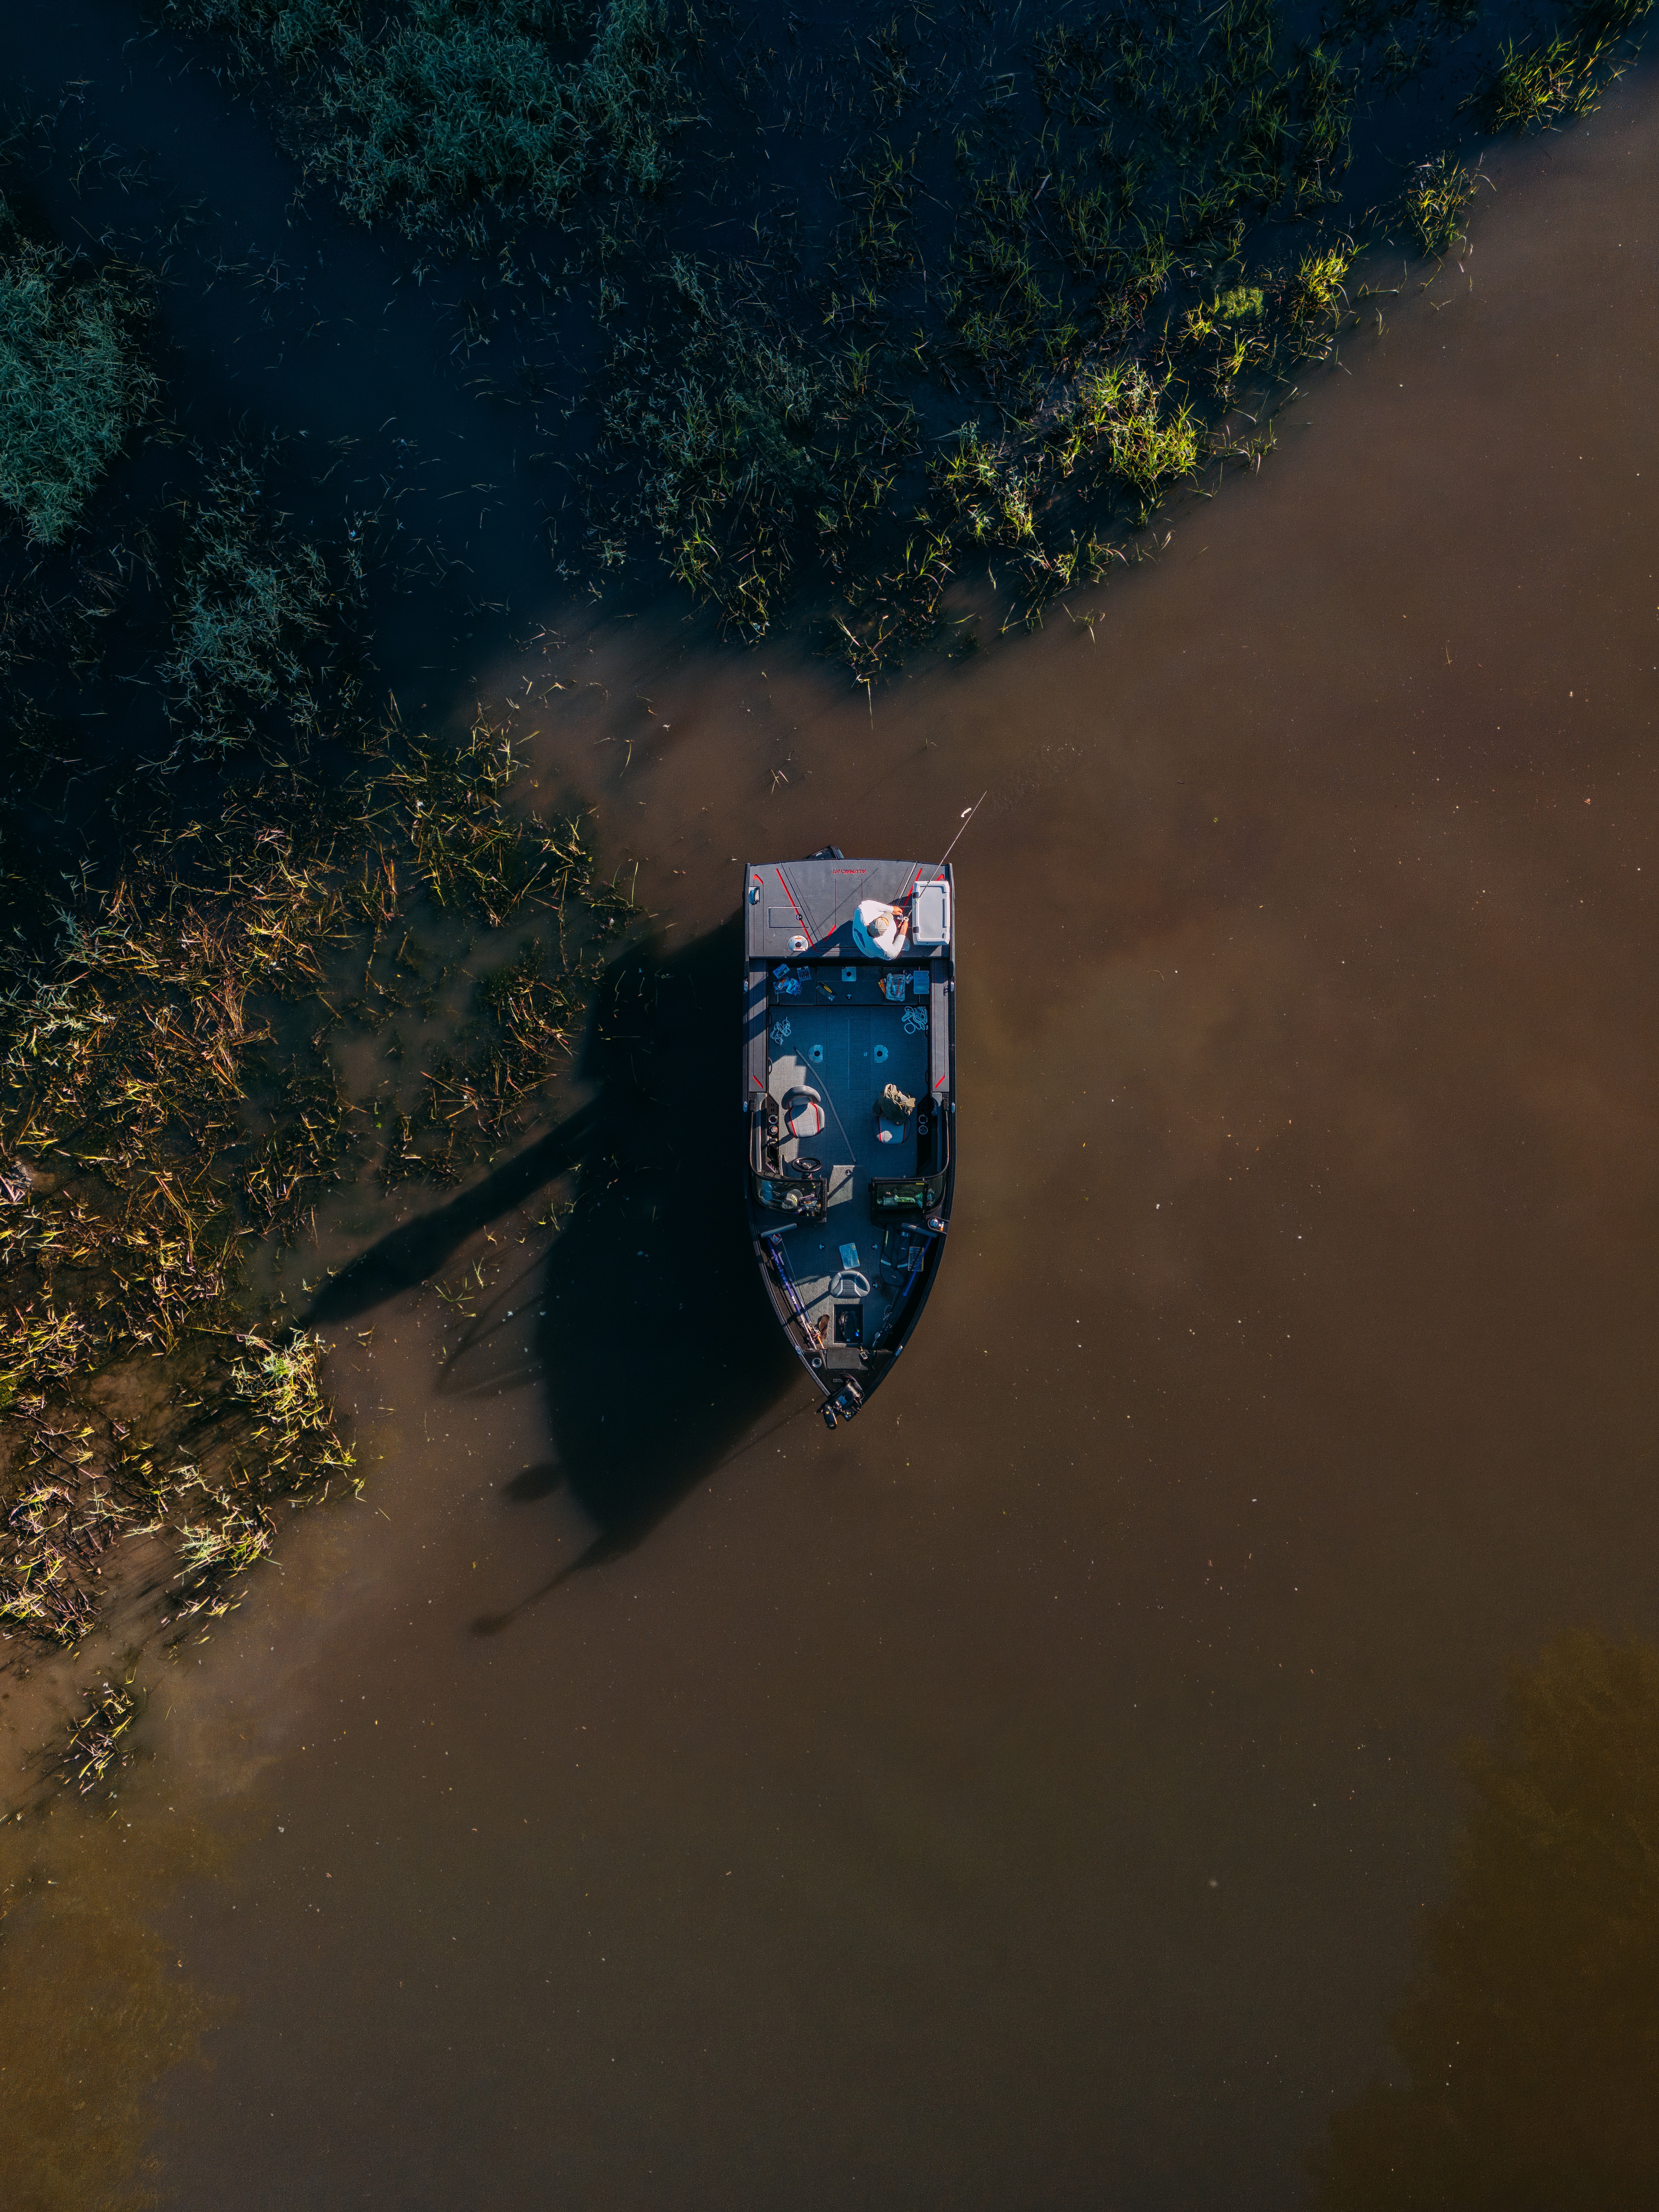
1484 0 1654 128
1401 147 1480 252
0 195 156 545
0 719 634 1776
152 0 1653 664
160 462 363 755
0 0 1650 1793
590 0 1392 658
0 120 664 1791
166 0 690 228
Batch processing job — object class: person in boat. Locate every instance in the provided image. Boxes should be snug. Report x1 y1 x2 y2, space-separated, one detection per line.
853 900 908 959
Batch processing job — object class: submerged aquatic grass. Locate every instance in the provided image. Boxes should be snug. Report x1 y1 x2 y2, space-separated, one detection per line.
1403 152 1480 256
161 462 348 752
183 0 698 233
166 0 361 67
389 721 596 923
151 0 1411 660
161 462 340 748
0 196 156 545
154 0 1652 664
159 0 1618 663
59 1675 143 1793
0 721 636 1680
600 255 848 637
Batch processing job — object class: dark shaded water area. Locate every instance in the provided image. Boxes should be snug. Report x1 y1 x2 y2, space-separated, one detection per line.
4 29 1659 2212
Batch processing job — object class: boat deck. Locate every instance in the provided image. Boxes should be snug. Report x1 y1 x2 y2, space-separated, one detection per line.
764 985 932 1354
744 854 956 1418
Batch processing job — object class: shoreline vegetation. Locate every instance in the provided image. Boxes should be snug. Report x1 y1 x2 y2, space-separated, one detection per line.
0 0 1650 1797
156 0 1651 665
1 718 636 1795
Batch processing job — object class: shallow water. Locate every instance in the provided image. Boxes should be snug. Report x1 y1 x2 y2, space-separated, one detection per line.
7 50 1659 2212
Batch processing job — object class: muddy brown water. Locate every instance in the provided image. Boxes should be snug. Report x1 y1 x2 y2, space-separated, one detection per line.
8 77 1659 2212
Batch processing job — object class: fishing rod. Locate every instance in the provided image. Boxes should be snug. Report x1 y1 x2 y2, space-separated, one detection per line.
925 789 987 883
893 790 989 919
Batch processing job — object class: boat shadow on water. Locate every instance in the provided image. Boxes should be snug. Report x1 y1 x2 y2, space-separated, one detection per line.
309 917 806 1625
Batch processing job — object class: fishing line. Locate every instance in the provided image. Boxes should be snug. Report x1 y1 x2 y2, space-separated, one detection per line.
896 789 987 907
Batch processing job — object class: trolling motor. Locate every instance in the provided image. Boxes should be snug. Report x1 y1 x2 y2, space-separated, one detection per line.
822 1376 864 1430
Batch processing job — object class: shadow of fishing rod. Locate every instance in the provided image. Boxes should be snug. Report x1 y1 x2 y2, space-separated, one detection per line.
312 916 810 1618
469 1527 640 1637
469 1394 820 1637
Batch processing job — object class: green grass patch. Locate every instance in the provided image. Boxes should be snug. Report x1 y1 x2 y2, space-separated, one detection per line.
161 463 340 752
1403 151 1479 256
0 197 156 545
1483 2 1651 136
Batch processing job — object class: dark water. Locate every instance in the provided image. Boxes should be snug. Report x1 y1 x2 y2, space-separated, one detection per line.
6 50 1659 2212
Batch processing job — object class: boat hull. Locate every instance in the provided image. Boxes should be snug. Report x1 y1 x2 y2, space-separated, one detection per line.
741 855 957 1428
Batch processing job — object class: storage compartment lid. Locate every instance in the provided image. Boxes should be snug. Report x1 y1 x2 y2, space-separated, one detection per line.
911 878 951 946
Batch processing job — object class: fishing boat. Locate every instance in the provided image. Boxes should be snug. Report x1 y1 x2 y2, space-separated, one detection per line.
743 849 957 1428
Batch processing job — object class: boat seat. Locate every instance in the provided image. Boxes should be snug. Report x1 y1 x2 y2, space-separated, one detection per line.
784 1087 825 1140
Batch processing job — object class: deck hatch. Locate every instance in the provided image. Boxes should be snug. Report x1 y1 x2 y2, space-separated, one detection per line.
912 878 951 946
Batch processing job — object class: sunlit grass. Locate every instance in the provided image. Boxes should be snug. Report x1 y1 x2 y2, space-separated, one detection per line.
0 722 636 1663
1403 152 1479 256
